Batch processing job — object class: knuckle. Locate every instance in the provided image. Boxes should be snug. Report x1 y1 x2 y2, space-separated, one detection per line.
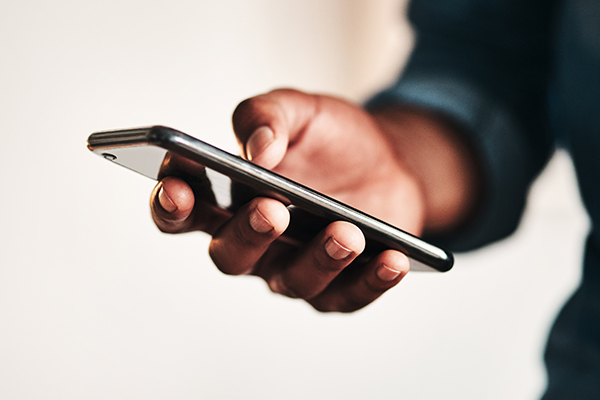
308 296 338 312
207 243 229 273
268 88 301 97
338 298 369 313
155 220 186 234
156 224 174 234
267 276 300 299
232 97 254 122
274 275 315 300
310 302 334 313
309 297 363 313
232 97 272 133
293 287 318 301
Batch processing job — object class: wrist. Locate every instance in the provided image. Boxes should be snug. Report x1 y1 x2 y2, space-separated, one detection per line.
370 106 482 234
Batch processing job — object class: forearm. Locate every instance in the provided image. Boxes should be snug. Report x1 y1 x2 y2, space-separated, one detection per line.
371 106 482 235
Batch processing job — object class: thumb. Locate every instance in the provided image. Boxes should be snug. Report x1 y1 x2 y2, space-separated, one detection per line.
231 88 319 169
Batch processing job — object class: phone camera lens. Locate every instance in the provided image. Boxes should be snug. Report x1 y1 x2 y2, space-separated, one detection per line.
102 153 117 161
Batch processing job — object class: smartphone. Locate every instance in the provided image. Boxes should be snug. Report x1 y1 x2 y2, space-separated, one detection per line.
87 125 453 272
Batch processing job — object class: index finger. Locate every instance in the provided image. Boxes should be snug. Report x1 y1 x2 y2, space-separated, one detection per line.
150 177 231 235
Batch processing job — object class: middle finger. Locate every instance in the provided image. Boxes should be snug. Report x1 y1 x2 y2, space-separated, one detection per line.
265 221 365 299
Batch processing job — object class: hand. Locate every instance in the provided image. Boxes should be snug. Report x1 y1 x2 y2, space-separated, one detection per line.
150 89 478 311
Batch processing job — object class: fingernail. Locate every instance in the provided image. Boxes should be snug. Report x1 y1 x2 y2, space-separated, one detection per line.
246 126 274 161
158 185 177 213
376 263 402 281
249 207 274 233
325 237 352 260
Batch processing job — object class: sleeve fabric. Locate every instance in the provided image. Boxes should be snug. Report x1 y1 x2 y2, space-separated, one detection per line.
367 0 559 251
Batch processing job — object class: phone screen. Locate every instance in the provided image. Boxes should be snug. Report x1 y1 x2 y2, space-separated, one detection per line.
97 145 342 246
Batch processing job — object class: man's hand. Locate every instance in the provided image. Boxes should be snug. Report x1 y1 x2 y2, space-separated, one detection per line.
150 89 479 312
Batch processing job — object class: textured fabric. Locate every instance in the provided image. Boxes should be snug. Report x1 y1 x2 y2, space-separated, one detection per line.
368 0 600 398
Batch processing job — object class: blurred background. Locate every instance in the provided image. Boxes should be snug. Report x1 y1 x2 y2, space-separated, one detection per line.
0 0 589 399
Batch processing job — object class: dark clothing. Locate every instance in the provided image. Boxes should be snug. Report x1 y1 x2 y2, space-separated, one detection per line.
369 0 600 398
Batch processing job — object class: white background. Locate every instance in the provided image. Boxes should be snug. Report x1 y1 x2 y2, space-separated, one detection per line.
0 1 589 399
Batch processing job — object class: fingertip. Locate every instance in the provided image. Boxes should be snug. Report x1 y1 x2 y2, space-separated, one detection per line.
245 126 287 169
208 197 290 276
254 197 290 236
152 177 195 220
249 197 290 236
326 221 366 256
246 126 274 161
157 183 177 213
305 249 409 313
376 264 402 282
375 250 410 282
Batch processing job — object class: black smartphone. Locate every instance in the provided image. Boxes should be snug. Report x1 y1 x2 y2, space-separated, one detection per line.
87 125 453 272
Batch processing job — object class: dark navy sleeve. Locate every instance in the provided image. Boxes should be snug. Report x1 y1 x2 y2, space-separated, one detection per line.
368 0 558 251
